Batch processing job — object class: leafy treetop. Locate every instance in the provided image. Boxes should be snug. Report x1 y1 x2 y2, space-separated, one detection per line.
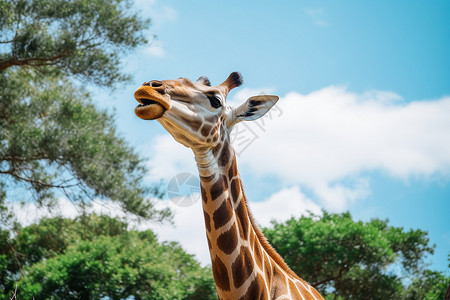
0 0 168 221
0 214 217 300
263 211 447 300
1 0 150 86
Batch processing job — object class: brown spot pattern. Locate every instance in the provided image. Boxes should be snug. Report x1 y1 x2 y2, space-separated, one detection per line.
210 123 220 136
232 246 254 288
264 254 272 283
204 115 218 123
212 140 223 157
213 200 234 230
235 203 249 240
212 256 230 292
217 223 238 255
230 178 241 203
180 115 201 131
254 242 263 270
204 210 211 232
239 275 266 300
228 156 238 179
210 176 225 201
249 228 256 247
222 174 229 190
201 124 212 136
218 141 231 167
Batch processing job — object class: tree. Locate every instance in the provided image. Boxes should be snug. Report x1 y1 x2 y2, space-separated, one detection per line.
0 214 218 299
0 0 169 221
402 270 449 300
263 211 448 300
0 69 170 220
1 0 150 85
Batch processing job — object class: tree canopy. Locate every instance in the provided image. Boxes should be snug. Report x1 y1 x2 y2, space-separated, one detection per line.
0 0 169 222
263 211 449 300
1 0 150 86
0 68 169 220
0 214 217 299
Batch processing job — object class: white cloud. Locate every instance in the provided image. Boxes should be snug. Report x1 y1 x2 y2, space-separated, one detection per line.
228 87 276 107
145 134 197 182
313 178 371 211
9 198 133 227
143 41 165 57
146 197 211 265
249 186 322 227
235 86 450 210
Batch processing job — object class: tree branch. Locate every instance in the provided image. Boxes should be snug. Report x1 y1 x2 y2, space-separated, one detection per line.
312 275 339 287
0 169 78 189
312 264 349 287
0 53 70 71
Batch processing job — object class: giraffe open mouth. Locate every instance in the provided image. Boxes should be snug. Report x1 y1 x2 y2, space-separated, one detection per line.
134 86 171 120
137 98 159 107
135 99 165 120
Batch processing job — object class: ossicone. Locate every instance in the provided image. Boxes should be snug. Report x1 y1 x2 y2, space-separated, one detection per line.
219 72 243 94
196 76 211 86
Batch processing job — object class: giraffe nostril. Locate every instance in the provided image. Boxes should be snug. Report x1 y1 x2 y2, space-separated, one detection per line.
150 81 163 88
142 81 164 88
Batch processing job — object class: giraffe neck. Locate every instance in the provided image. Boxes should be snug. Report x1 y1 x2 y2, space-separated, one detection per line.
192 139 323 300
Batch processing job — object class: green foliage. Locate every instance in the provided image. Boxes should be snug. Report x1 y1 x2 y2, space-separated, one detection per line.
0 214 217 300
0 68 169 220
0 0 168 221
0 2 184 295
0 0 150 86
263 211 448 300
401 270 449 300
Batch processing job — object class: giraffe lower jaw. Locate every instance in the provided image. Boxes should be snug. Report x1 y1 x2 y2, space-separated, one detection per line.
135 100 166 120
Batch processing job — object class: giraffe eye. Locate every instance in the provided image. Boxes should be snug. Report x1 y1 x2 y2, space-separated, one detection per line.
207 95 222 109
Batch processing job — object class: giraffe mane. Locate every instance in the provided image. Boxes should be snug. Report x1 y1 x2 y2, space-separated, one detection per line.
239 183 302 281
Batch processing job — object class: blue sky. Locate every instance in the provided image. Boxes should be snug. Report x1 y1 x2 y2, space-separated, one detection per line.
89 0 450 272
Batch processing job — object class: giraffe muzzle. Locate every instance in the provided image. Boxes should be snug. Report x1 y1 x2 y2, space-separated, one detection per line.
134 85 172 120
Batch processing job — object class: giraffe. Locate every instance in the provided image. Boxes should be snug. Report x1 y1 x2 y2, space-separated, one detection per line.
133 72 324 300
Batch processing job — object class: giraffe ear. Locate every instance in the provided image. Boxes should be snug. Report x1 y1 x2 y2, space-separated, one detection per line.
230 95 279 126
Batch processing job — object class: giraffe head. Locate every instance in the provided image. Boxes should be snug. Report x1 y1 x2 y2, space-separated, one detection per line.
134 72 279 150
